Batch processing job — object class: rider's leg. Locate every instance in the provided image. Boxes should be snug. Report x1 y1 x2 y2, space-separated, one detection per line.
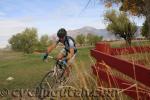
56 49 66 60
63 53 77 77
64 66 70 77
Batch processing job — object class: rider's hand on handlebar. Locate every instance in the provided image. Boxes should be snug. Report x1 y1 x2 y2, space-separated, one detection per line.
60 57 67 66
62 57 67 62
43 52 48 61
61 60 67 66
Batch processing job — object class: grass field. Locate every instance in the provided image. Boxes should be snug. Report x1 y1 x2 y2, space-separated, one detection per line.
1 47 110 99
0 41 149 99
0 46 128 100
0 47 95 90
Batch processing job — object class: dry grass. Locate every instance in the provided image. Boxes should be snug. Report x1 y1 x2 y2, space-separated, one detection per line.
1 45 149 100
110 40 150 67
116 52 150 67
42 56 133 100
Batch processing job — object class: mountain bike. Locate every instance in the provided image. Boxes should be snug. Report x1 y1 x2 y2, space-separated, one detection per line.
36 56 69 99
41 56 68 89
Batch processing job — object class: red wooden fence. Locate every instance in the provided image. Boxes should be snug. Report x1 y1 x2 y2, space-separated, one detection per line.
91 42 150 99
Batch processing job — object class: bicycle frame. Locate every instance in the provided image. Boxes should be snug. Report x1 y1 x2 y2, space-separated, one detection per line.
47 56 67 77
37 56 69 100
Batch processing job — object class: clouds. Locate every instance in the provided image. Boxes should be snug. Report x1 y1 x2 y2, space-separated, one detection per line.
0 17 36 37
0 0 108 48
0 11 6 16
0 15 40 47
0 19 26 48
0 0 144 48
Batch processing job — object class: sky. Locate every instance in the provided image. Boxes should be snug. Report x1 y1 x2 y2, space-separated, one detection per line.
0 0 145 48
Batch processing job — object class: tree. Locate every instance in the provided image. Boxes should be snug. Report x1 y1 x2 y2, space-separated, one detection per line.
9 28 38 53
104 10 137 46
76 34 85 46
37 34 52 50
86 33 93 45
40 34 49 45
86 33 103 45
103 0 150 38
9 33 23 51
22 28 38 53
141 20 149 39
92 35 103 45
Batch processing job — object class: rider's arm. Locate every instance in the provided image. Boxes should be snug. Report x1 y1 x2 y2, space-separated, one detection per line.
47 41 59 53
66 48 74 60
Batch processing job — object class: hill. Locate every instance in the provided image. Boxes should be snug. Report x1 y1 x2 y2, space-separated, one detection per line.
67 26 116 40
50 26 142 41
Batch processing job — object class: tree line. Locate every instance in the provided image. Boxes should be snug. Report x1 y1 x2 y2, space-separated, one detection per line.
9 28 103 53
76 34 103 46
103 0 150 40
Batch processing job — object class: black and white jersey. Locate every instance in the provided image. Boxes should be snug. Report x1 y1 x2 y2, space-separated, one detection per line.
56 36 77 53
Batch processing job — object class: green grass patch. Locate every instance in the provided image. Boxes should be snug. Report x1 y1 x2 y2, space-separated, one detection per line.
0 47 94 89
0 46 143 99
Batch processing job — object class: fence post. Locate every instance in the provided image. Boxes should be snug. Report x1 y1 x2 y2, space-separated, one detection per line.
95 42 110 54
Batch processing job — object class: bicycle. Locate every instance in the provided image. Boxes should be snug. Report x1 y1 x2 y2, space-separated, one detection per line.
36 55 73 100
39 56 69 90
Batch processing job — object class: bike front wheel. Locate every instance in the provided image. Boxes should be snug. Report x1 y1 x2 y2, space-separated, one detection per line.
39 70 59 90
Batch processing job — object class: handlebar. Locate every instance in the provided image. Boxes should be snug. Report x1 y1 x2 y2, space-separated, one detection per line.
48 55 56 60
47 55 67 66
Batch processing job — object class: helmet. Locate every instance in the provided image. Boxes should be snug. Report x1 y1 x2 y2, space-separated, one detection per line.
57 28 67 38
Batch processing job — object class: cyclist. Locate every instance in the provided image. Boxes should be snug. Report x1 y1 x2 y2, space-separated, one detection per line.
43 28 77 77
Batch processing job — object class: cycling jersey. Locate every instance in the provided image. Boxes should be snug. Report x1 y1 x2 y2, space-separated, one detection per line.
56 36 77 54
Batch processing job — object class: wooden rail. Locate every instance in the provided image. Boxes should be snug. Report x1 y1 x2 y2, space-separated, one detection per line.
91 43 150 99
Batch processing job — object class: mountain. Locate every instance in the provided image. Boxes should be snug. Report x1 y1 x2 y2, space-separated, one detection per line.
51 26 142 40
67 26 143 40
67 26 117 40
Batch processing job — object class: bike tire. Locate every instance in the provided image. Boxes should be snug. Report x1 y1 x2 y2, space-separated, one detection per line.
39 71 57 90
